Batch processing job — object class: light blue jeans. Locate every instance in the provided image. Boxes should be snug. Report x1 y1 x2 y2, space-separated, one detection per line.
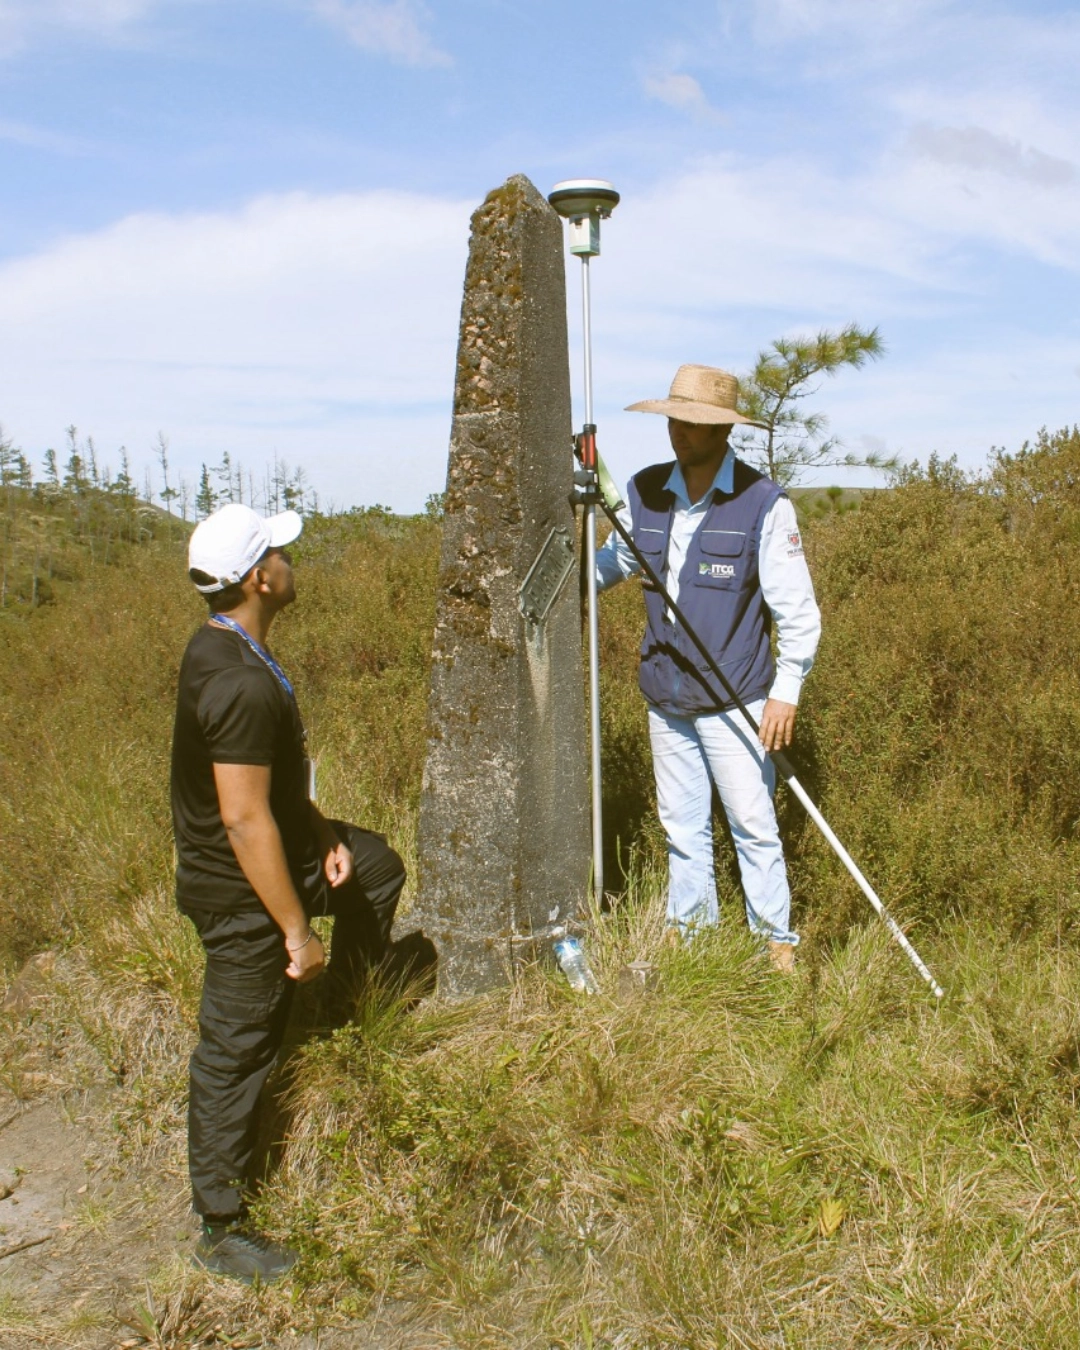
648 700 798 945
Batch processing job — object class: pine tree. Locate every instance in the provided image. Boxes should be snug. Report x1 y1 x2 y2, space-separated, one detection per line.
108 448 137 543
113 448 134 498
156 432 178 516
270 454 287 514
0 430 19 488
86 436 100 488
284 464 308 513
734 324 895 487
195 464 217 519
63 426 88 494
215 451 239 504
43 448 59 488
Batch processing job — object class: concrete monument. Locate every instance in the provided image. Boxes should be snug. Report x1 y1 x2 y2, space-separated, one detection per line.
413 174 590 996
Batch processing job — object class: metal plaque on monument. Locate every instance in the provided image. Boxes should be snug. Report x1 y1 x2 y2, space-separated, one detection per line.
413 174 590 997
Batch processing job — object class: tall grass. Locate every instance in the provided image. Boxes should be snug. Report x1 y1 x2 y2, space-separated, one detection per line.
0 535 189 965
269 903 1080 1346
3 430 1080 1344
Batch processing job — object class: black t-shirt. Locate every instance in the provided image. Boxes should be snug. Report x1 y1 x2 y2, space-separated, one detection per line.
170 623 313 913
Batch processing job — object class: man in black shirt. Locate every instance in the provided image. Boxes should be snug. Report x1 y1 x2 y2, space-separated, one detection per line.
172 502 405 1283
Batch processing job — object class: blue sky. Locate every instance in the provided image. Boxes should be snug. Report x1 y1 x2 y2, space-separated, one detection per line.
2 0 1078 511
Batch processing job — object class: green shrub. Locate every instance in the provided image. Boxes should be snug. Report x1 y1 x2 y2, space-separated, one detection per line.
790 431 1080 944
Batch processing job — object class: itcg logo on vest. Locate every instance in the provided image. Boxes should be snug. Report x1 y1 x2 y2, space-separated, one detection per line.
699 562 736 579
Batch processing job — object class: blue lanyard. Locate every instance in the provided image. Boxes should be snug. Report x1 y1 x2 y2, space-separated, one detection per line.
210 614 296 701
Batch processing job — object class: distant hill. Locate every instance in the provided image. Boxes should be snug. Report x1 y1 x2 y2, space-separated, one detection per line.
0 479 190 614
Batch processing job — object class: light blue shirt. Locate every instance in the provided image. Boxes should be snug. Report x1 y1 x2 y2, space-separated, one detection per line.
596 454 821 706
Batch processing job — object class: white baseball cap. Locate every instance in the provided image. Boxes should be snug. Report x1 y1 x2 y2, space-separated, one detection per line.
188 503 303 594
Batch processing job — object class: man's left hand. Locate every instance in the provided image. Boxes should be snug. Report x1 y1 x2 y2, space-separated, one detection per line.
311 807 354 888
759 699 797 754
323 841 354 888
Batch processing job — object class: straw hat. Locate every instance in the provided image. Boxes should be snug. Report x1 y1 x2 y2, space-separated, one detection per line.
626 364 764 426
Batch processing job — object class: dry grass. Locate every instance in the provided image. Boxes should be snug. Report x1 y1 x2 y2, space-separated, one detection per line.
4 434 1080 1344
243 880 1080 1348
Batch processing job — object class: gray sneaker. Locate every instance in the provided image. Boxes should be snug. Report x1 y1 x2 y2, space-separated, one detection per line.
194 1223 297 1284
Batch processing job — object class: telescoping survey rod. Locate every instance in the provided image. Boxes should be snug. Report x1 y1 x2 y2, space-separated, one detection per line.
591 482 944 1000
548 179 621 903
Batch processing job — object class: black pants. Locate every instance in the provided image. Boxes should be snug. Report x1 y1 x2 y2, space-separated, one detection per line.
185 822 404 1220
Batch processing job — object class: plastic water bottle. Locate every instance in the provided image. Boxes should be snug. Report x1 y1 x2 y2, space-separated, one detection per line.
553 936 600 994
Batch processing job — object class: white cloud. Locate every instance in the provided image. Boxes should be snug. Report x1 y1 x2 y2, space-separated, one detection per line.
0 0 152 22
748 0 1077 60
643 71 720 121
602 156 950 324
0 190 472 510
906 123 1077 188
809 330 1080 469
310 0 450 67
882 142 1080 271
0 0 157 52
744 0 1080 140
719 1 1080 270
0 0 454 66
4 157 1074 513
750 0 942 41
0 117 89 152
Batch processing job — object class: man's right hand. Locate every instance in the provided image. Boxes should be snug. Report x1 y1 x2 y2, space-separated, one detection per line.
215 761 328 984
285 929 325 983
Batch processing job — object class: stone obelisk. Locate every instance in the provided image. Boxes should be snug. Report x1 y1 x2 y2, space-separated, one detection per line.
413 174 590 997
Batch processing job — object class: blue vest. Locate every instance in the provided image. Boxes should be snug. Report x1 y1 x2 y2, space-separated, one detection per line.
628 458 783 715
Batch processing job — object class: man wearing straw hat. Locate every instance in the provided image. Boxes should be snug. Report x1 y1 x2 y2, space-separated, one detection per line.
597 364 821 969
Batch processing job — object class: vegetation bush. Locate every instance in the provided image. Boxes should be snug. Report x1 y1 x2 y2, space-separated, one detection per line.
790 430 1080 948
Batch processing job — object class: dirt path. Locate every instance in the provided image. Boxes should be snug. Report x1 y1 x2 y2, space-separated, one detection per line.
0 1086 441 1350
0 1089 189 1348
0 960 438 1350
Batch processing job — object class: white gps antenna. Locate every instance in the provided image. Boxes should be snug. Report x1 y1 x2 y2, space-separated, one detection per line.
549 179 620 257
549 178 620 903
